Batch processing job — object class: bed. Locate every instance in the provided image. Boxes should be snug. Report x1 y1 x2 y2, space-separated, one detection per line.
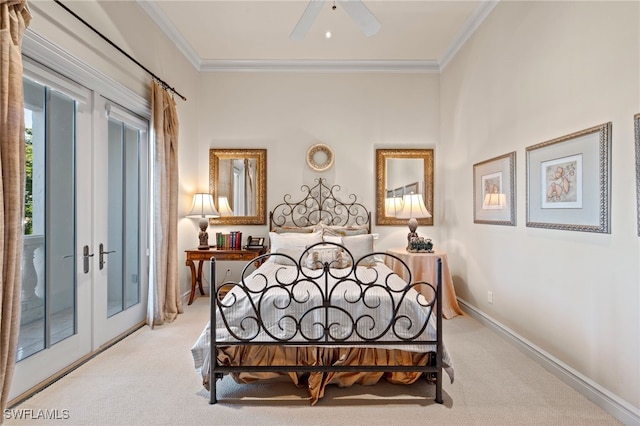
191 178 454 405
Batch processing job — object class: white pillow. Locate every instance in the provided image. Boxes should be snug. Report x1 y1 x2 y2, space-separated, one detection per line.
268 230 322 264
342 234 377 266
322 235 343 244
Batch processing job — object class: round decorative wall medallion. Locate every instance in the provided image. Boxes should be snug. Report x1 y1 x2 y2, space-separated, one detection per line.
306 143 334 172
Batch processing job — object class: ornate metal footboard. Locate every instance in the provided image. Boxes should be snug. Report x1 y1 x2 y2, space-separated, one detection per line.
208 244 444 405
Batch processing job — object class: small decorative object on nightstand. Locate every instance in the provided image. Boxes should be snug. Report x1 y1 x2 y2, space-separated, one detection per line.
407 236 434 253
187 193 220 250
395 192 432 251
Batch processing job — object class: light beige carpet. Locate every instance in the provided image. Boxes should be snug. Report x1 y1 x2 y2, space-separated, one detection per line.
5 296 620 425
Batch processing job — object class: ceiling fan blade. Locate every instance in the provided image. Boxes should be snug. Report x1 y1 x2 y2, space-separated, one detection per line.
337 0 381 37
289 0 325 41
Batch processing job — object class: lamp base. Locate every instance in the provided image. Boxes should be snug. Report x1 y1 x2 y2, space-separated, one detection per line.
405 218 418 251
197 217 210 250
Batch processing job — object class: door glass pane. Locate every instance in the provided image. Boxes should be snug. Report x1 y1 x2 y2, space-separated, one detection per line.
47 90 77 346
107 118 140 317
107 120 124 316
124 126 140 309
18 79 77 361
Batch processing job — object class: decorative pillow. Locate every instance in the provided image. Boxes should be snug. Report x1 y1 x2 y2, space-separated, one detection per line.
272 225 316 234
320 223 369 237
304 246 352 270
342 234 377 266
268 231 322 263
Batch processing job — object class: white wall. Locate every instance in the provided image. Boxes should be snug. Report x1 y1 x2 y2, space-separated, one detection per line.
194 72 443 283
440 0 639 414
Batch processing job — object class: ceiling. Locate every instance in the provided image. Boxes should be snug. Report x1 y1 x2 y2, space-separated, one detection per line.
137 0 498 72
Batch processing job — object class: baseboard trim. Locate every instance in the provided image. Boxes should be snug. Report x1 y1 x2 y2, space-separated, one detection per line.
180 285 209 306
456 298 639 425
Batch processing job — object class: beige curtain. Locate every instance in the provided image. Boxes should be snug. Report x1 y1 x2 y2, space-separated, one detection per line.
0 0 30 412
147 81 182 327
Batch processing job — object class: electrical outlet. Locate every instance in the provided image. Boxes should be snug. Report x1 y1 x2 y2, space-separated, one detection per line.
487 291 493 304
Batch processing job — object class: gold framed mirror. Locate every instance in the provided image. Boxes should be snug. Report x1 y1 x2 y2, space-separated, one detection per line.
209 149 267 225
375 149 434 226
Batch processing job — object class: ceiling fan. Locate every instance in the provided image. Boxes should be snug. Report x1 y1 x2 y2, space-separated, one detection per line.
290 0 381 41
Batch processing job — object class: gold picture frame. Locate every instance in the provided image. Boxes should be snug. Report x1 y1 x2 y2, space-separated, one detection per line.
375 149 434 226
209 149 267 225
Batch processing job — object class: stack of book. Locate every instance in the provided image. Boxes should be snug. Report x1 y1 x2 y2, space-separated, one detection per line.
215 231 243 250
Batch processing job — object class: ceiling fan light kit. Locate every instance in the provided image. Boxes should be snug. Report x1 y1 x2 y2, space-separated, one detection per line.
290 0 381 41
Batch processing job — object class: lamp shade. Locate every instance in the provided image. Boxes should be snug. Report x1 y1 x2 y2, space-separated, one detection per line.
482 192 506 210
217 196 234 216
396 193 431 219
187 193 219 218
385 196 403 217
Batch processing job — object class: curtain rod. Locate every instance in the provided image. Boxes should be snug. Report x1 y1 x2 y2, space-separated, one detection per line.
54 0 186 101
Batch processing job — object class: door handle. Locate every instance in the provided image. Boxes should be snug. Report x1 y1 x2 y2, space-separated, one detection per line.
82 245 94 274
99 243 116 270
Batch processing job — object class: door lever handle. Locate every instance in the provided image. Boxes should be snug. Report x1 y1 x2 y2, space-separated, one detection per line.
99 243 116 270
82 245 94 274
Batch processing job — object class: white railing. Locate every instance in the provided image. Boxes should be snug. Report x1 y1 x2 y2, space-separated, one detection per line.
22 234 44 301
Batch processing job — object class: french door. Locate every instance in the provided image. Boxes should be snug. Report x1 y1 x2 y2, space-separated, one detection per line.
93 97 149 345
10 59 149 401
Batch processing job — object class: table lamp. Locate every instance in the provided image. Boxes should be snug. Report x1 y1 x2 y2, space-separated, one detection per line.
396 192 431 250
217 196 234 216
187 193 219 250
385 196 403 217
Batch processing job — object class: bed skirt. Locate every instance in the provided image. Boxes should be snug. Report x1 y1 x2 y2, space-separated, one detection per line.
205 345 439 405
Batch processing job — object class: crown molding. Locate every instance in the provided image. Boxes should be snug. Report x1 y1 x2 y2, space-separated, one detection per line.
198 59 439 73
136 0 201 70
439 0 500 70
138 0 498 74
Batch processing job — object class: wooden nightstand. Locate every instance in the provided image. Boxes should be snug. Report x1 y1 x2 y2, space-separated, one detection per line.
185 247 266 305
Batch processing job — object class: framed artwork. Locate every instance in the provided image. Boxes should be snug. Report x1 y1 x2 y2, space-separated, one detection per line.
526 122 611 233
473 151 516 226
635 113 640 236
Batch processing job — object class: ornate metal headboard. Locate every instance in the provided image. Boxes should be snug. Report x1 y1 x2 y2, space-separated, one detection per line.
269 178 371 232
